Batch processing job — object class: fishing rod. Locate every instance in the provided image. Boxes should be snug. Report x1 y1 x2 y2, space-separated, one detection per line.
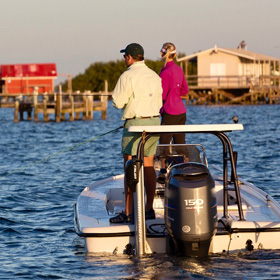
0 125 123 179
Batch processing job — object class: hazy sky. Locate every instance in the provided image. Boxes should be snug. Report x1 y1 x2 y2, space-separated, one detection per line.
1 0 280 84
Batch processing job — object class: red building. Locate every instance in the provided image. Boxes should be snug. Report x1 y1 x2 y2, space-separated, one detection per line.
0 63 57 94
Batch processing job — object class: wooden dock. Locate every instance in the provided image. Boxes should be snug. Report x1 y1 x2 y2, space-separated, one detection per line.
11 90 109 123
1 81 279 123
0 80 111 123
183 87 280 105
182 74 280 105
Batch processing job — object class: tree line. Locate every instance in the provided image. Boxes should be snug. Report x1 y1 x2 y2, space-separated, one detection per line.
60 60 164 93
61 53 187 93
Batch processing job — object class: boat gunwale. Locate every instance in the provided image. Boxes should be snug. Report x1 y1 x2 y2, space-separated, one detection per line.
238 178 280 212
85 174 124 190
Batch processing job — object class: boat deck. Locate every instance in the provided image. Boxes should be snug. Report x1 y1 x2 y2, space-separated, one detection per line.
75 174 280 234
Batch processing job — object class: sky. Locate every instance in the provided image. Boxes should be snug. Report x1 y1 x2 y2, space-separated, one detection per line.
1 0 280 85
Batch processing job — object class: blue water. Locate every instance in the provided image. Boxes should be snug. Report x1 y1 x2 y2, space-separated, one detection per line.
1 102 280 279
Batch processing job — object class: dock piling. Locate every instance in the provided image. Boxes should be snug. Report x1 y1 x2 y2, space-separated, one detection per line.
33 89 39 122
14 99 19 123
55 88 62 122
43 95 49 122
69 94 74 121
7 87 110 122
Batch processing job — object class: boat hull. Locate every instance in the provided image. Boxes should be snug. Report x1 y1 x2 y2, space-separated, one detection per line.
74 174 280 255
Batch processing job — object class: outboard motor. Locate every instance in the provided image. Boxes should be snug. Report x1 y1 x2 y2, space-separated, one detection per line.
165 162 217 257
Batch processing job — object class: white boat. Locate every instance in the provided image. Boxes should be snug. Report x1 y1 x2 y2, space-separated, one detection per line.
74 123 280 257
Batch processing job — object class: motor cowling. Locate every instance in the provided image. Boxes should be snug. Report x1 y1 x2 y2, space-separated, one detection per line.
165 162 217 257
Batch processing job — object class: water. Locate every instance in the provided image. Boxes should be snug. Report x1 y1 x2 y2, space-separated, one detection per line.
0 103 280 279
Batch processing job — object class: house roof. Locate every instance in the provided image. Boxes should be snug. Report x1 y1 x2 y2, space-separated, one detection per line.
177 45 279 62
1 63 57 78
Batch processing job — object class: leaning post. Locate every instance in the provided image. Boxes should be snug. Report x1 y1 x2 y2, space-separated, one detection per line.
134 163 147 256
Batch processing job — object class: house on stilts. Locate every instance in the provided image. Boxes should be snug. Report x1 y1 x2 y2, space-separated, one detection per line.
177 41 280 104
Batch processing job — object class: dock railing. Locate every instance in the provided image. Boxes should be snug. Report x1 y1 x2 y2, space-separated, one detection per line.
11 87 110 122
186 75 280 89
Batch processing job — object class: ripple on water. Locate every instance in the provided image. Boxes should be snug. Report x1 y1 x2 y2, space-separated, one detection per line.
1 105 280 279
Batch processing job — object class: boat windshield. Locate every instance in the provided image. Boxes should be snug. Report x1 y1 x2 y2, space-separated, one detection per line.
154 144 207 171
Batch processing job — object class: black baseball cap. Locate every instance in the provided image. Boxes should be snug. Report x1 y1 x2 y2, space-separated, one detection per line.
120 43 144 57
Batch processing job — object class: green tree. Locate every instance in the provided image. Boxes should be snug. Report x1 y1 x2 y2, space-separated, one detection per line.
61 59 164 92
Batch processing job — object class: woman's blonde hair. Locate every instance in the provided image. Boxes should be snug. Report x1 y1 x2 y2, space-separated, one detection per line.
161 42 176 66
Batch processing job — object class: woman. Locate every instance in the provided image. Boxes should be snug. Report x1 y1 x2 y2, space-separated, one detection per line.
159 42 189 144
157 42 189 181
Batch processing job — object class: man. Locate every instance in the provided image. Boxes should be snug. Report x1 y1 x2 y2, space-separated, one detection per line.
110 43 162 223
